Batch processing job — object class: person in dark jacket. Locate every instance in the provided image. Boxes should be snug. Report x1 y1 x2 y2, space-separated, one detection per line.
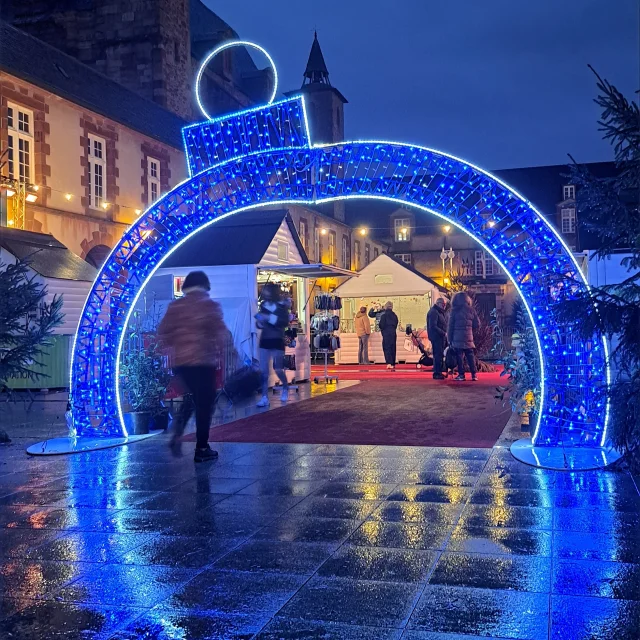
378 301 399 370
427 297 448 379
447 291 480 381
255 283 290 407
158 270 226 462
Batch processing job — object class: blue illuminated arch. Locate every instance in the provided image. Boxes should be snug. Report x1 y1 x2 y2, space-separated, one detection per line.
59 93 615 468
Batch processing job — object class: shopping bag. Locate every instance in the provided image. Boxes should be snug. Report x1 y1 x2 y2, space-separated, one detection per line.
403 338 414 352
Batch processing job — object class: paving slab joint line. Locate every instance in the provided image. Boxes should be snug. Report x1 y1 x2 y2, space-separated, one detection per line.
397 445 498 630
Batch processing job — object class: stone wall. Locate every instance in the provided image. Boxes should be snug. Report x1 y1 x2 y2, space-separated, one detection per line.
7 0 192 119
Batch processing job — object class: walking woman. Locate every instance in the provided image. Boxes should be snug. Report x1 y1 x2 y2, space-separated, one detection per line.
255 283 290 407
158 271 226 462
447 292 480 381
379 301 399 371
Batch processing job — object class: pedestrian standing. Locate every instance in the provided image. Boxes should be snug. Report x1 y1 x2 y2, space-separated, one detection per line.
427 297 447 379
379 301 399 371
355 306 372 365
447 292 480 381
255 283 290 407
158 270 226 462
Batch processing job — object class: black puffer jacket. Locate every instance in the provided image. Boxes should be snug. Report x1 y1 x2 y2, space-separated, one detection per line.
447 303 479 350
427 305 447 343
378 309 399 336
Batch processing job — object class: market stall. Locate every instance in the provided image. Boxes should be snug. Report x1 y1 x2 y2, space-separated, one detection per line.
144 209 355 389
334 254 445 364
0 228 97 390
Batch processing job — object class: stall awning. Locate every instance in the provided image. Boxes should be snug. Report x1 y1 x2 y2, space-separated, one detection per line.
258 263 359 278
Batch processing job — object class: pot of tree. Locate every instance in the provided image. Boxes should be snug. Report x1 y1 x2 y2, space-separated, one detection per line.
152 406 170 432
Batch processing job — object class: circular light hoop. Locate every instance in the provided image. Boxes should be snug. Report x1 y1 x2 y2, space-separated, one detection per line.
195 40 278 120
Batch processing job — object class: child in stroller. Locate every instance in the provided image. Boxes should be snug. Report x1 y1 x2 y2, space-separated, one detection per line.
405 325 433 370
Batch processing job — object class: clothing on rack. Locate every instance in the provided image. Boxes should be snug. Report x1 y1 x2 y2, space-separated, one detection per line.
313 334 340 351
314 293 342 311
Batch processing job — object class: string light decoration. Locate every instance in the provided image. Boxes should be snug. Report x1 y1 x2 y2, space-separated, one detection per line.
56 43 612 468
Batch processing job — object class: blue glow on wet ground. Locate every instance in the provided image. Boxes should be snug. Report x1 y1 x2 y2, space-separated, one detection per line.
1 400 639 639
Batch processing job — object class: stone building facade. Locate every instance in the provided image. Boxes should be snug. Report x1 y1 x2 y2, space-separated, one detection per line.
1 0 273 121
0 21 187 263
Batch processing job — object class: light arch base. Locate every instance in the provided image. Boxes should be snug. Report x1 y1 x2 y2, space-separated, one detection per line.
510 438 622 471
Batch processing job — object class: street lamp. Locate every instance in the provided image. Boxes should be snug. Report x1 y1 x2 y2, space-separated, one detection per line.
359 227 367 236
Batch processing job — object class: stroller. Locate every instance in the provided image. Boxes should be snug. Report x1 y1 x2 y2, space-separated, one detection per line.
405 325 433 370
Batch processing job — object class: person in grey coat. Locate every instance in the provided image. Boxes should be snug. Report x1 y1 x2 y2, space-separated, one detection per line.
447 292 480 381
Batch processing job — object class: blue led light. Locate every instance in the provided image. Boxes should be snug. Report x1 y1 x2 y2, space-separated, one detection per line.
69 94 609 450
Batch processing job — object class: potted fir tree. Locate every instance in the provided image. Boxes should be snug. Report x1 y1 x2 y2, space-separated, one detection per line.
119 315 171 434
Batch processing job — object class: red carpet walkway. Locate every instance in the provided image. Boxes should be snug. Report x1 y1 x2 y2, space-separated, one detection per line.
198 371 511 448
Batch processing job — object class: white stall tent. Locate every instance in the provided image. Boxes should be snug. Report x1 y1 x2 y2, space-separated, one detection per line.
148 209 353 386
334 253 445 364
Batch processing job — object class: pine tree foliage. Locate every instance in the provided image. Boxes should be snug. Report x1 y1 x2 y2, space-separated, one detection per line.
0 259 64 390
558 69 640 466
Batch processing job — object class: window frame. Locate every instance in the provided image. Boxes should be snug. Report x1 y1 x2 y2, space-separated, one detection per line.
394 217 411 242
341 234 349 269
475 250 495 277
563 185 576 201
299 219 308 252
147 156 161 204
365 243 371 265
353 239 361 270
277 240 289 262
314 227 320 263
395 253 412 265
6 102 35 183
328 231 337 266
561 207 576 234
87 133 107 210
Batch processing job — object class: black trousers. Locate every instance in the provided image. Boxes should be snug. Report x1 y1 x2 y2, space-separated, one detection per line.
382 333 397 366
456 348 477 377
432 338 445 376
174 365 216 449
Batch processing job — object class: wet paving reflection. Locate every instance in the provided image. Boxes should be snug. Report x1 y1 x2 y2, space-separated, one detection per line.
0 409 639 638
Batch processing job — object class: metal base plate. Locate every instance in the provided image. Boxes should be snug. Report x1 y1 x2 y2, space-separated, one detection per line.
26 431 163 456
510 438 622 471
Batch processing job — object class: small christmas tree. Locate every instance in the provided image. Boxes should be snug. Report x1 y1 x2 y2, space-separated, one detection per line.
557 68 640 467
0 259 64 441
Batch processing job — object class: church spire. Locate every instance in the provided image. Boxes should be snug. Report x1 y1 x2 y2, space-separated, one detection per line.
303 31 331 86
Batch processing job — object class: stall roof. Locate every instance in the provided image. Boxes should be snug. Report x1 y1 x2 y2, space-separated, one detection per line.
259 264 359 279
163 209 308 268
0 228 97 281
334 253 445 298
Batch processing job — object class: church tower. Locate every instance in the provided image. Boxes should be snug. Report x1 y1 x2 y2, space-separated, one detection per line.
288 32 348 220
290 32 347 145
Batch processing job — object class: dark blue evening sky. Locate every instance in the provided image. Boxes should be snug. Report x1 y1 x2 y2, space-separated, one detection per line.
208 0 638 170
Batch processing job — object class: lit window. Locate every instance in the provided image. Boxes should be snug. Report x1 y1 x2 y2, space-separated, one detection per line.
395 253 412 265
475 250 495 276
299 219 308 251
148 157 161 204
277 240 289 262
394 218 411 242
561 207 576 234
563 185 575 201
341 235 349 269
354 240 361 270
328 231 336 266
365 244 371 265
87 134 106 209
7 103 34 182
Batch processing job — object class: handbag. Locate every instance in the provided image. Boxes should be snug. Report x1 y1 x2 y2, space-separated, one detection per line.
224 365 262 399
283 354 296 371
